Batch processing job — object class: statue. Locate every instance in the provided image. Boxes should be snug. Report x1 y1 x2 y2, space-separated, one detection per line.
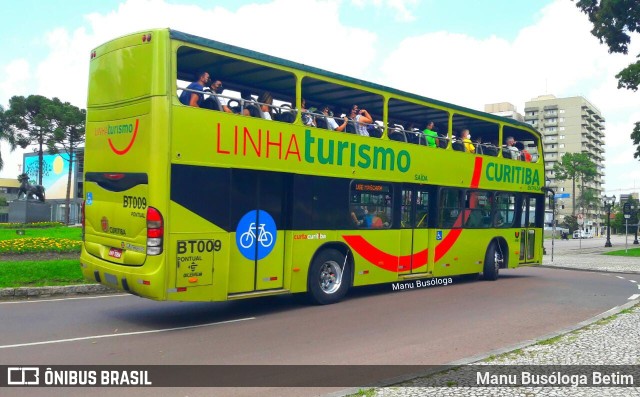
17 173 46 202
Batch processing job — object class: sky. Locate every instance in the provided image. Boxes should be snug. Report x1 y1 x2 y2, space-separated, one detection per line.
1 0 639 195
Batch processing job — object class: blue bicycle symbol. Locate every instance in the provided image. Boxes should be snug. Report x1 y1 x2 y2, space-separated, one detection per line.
236 210 277 261
240 222 274 249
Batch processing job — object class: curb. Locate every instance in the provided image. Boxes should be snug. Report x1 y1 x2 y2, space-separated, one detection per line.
539 264 640 275
0 284 117 300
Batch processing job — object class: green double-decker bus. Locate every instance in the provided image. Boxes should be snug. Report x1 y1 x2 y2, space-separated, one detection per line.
80 29 545 304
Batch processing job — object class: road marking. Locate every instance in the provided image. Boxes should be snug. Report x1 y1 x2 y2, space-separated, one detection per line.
0 317 255 349
628 294 640 301
631 280 638 283
0 294 129 305
616 276 625 279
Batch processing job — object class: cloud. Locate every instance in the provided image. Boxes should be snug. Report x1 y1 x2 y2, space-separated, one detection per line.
379 0 614 111
29 0 377 108
351 0 418 22
0 59 31 105
378 0 640 193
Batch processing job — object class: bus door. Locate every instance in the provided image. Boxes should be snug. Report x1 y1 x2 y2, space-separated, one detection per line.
399 186 430 275
519 195 539 264
229 170 286 293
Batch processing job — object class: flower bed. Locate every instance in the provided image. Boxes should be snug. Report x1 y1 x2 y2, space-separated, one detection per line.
0 237 81 254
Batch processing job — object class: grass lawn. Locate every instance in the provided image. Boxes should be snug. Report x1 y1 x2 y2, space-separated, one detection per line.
0 226 82 241
0 225 85 288
0 259 86 288
604 247 640 257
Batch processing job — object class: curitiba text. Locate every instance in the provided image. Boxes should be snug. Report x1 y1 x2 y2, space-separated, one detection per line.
485 162 540 186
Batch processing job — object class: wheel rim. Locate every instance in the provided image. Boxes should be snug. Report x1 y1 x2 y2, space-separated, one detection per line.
494 250 504 273
319 260 342 294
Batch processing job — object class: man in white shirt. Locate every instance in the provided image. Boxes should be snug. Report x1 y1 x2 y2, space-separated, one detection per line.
505 136 520 159
321 105 349 132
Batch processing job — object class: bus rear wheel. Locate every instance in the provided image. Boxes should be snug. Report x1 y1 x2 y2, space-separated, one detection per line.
308 249 350 305
483 242 503 281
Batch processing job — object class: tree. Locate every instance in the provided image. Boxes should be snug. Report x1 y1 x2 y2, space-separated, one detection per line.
48 99 86 224
561 215 579 233
0 105 17 172
579 187 600 227
576 0 640 159
6 95 59 185
553 153 598 215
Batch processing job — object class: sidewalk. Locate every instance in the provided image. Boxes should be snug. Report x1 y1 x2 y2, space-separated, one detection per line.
360 234 640 397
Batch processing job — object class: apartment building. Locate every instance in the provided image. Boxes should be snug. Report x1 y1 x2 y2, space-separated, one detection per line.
523 95 605 231
484 102 524 122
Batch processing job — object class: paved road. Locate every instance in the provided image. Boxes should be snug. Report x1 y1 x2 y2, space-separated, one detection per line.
1 257 638 396
371 234 640 397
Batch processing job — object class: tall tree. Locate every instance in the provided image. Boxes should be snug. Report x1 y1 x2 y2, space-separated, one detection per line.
48 99 86 224
0 105 17 172
576 0 640 159
6 95 58 185
553 152 598 215
579 187 601 230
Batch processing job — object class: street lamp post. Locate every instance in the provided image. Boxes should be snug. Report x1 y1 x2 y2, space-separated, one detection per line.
542 178 555 261
603 195 616 248
632 204 639 245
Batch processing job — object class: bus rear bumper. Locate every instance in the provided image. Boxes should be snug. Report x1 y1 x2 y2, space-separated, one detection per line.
80 250 166 300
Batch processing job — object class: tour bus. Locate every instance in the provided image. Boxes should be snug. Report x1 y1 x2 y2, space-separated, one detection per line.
80 29 546 304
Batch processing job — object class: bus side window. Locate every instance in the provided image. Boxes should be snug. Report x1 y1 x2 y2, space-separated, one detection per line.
349 182 393 229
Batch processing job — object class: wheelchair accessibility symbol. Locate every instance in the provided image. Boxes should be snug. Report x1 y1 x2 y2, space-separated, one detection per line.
236 210 277 260
436 230 443 241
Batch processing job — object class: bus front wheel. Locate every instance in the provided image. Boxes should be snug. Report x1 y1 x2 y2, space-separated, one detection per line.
307 249 351 305
483 242 504 281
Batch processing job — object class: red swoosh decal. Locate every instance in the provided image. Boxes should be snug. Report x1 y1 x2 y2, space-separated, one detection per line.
342 235 427 272
108 119 139 155
471 156 483 188
343 156 484 272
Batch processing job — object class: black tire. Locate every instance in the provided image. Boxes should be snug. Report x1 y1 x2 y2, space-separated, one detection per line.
307 249 351 305
483 241 504 281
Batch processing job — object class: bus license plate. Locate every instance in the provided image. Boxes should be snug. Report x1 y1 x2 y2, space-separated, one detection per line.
108 247 123 259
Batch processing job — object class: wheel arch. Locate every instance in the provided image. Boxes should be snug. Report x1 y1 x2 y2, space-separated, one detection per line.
307 242 354 288
487 236 509 269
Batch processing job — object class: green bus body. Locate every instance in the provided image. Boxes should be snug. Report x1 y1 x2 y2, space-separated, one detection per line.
80 29 545 304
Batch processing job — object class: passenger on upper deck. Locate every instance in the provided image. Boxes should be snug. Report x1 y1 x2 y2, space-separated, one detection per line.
322 105 349 132
349 105 373 137
423 121 439 148
202 78 233 113
515 141 532 162
257 92 274 120
462 129 475 153
179 71 209 107
505 136 520 159
301 98 316 127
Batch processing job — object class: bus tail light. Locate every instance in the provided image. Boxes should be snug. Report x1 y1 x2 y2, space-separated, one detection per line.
147 207 164 255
